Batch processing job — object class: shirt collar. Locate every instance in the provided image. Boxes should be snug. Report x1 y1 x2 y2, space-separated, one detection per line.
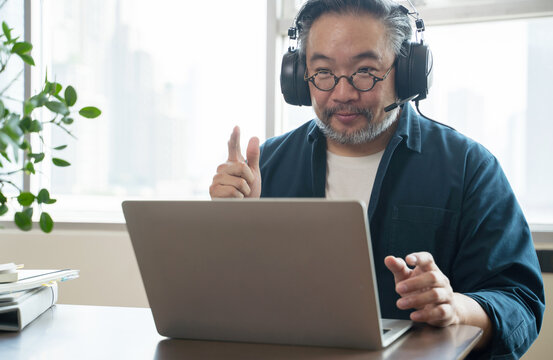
307 121 322 144
306 103 422 153
395 103 422 153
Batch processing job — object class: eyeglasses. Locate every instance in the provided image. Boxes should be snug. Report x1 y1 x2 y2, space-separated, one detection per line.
304 64 394 92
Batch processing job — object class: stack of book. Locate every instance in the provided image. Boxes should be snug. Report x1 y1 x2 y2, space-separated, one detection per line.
0 263 79 331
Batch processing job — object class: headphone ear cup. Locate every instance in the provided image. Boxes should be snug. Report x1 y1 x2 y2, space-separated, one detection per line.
395 42 432 102
395 43 411 101
280 49 312 106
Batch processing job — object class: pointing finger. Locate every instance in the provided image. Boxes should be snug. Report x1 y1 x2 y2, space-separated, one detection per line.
227 126 243 162
384 256 412 283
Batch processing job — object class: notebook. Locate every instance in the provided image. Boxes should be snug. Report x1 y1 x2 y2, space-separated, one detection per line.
122 199 412 350
0 269 79 295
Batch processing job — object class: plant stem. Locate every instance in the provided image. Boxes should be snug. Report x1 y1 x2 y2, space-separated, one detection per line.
0 179 22 192
0 94 24 103
0 168 24 176
0 53 13 74
0 69 23 95
55 123 77 140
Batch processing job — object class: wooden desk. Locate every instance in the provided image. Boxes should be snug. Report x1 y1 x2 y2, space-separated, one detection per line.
0 305 482 359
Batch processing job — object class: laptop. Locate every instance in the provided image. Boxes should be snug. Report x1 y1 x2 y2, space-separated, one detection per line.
122 199 411 350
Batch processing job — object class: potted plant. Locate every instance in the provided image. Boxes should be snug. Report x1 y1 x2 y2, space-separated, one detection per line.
1 18 101 233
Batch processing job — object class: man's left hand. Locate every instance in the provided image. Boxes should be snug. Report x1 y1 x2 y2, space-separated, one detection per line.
384 252 461 327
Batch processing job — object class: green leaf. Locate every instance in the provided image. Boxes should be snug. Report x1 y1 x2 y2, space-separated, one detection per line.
2 22 11 42
0 132 20 163
29 120 43 132
17 53 35 66
25 161 35 174
23 100 35 115
39 212 54 233
79 106 101 118
24 207 33 218
29 93 48 107
52 158 71 167
0 204 8 216
45 101 69 115
0 191 7 203
65 86 77 106
0 151 11 162
53 145 68 150
54 83 62 95
12 41 32 55
43 81 62 95
17 192 35 206
5 113 24 140
29 153 45 163
37 189 49 204
49 82 62 95
19 116 32 131
43 82 52 94
61 117 74 125
19 139 30 150
15 211 32 231
0 135 7 153
0 100 4 117
37 189 56 204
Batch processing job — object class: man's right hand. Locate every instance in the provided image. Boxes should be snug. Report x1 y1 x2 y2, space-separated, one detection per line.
209 126 261 199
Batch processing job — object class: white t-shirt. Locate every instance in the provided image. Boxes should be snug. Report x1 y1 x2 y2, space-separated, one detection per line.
325 150 385 205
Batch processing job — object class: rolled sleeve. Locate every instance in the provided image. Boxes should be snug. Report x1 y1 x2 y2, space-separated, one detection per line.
453 151 545 359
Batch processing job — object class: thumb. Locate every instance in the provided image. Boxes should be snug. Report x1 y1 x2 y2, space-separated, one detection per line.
246 137 260 171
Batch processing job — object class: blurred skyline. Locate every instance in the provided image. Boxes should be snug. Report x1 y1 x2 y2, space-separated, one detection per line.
36 0 266 222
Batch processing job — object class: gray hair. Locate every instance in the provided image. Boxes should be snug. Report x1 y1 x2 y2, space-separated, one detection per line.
296 0 412 60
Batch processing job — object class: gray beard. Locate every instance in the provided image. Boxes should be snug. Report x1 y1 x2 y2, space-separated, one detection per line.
315 105 399 145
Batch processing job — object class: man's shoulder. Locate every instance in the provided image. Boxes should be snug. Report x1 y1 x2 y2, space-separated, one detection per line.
262 120 317 153
418 116 493 161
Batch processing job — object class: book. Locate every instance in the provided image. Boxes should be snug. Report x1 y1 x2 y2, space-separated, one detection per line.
0 271 18 283
0 289 32 304
0 263 18 272
0 269 79 295
0 282 58 331
0 263 23 283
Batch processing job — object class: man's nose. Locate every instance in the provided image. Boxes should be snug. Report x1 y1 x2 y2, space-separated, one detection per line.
332 76 360 103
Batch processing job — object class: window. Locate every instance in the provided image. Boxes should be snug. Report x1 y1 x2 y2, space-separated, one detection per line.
5 0 553 227
420 17 553 225
30 0 266 222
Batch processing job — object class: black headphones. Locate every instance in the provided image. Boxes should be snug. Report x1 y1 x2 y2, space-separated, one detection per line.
280 2 433 111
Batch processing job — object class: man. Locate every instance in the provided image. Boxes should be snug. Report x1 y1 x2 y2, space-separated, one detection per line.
209 0 544 358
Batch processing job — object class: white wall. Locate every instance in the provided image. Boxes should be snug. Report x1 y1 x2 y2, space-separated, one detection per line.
0 228 148 307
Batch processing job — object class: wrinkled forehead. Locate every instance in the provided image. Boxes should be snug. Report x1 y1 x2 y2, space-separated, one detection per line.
305 12 394 67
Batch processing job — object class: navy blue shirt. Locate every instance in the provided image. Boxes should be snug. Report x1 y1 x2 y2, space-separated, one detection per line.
259 104 544 359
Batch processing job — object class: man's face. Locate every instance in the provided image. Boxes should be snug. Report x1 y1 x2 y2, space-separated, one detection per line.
305 12 398 146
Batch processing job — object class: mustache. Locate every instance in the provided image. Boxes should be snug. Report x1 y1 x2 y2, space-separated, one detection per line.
321 105 372 120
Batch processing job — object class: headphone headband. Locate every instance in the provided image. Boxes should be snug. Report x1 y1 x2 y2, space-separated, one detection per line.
280 0 433 108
